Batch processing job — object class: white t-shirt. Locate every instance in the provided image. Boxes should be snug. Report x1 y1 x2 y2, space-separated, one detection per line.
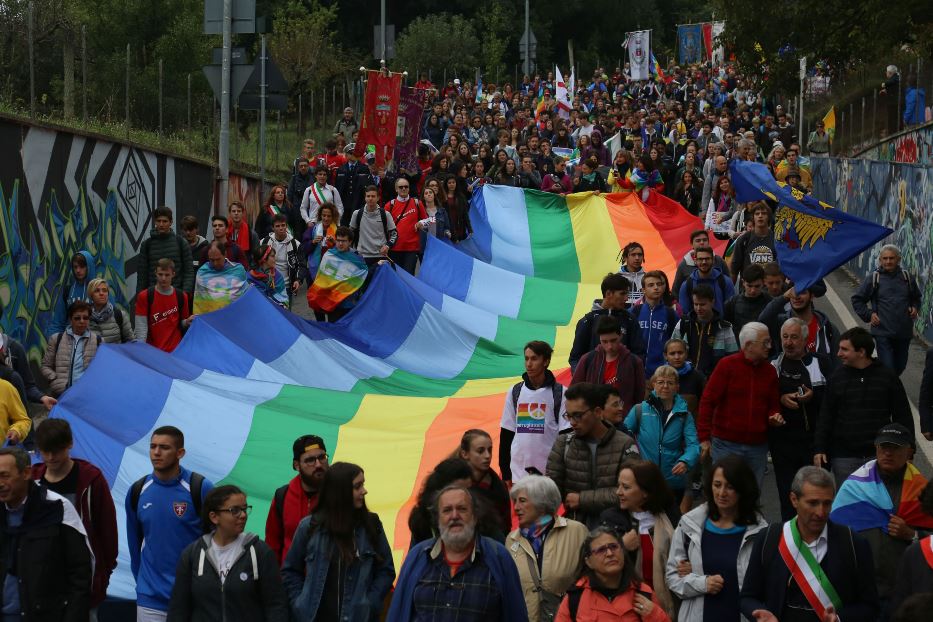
210 536 244 585
500 381 570 479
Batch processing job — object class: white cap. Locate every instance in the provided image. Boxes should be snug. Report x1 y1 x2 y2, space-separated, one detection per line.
454 79 461 85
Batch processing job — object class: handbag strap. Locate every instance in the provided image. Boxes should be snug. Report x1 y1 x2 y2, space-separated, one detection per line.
523 547 544 592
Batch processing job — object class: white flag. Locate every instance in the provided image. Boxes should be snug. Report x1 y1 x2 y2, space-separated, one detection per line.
605 132 622 162
712 21 725 65
627 30 651 81
555 66 571 120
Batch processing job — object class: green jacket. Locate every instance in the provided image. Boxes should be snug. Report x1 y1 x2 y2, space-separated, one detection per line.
137 230 195 293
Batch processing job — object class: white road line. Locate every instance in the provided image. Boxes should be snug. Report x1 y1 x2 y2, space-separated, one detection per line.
824 279 933 464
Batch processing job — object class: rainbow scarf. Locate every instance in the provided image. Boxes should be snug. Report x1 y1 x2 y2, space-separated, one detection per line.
306 248 368 312
306 222 338 280
830 460 933 533
193 261 250 315
628 168 663 191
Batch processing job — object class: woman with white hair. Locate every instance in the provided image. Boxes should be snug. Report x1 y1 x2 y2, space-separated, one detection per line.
506 475 588 622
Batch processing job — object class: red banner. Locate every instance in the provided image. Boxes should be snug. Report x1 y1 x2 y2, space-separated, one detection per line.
701 23 713 61
355 70 403 168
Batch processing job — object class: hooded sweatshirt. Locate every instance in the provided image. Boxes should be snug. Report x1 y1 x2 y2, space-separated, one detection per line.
49 250 96 334
262 231 301 286
672 250 730 298
678 267 735 317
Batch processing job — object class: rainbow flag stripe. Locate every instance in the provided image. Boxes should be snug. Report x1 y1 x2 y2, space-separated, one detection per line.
54 185 716 599
306 248 369 312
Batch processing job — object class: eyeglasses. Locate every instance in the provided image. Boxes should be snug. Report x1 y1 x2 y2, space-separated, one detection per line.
588 542 621 557
397 185 409 189
216 505 252 518
563 408 593 422
301 454 328 465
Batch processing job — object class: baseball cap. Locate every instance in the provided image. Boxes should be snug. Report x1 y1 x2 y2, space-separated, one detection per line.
454 78 461 85
874 423 912 446
293 435 327 462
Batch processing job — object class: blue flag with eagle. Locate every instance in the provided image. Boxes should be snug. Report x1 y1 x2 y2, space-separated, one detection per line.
728 160 892 292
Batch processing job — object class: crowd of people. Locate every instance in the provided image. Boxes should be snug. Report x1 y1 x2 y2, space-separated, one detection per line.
0 59 932 622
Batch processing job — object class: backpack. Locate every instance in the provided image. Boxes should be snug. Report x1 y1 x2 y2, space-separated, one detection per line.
683 271 729 306
350 207 391 247
0 334 12 369
511 380 564 425
146 287 187 334
130 471 205 517
870 269 910 304
566 587 583 621
272 484 288 536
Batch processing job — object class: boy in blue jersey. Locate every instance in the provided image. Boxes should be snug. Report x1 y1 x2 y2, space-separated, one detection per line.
126 426 213 621
634 270 678 378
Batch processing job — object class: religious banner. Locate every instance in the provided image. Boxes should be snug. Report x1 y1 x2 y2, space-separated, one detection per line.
627 30 651 81
395 86 428 173
711 21 726 65
354 70 403 168
677 24 704 64
702 23 713 61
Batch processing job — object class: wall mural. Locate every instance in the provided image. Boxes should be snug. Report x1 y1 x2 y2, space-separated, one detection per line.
860 122 933 166
811 157 933 342
0 116 215 366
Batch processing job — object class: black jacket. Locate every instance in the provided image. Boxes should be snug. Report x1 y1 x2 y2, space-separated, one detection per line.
0 482 92 622
740 520 879 622
335 161 372 225
568 301 645 372
815 360 913 458
893 538 933 610
0 334 45 403
920 347 933 436
167 533 289 622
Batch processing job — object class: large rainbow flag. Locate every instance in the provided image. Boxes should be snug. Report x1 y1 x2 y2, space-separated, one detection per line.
53 185 721 599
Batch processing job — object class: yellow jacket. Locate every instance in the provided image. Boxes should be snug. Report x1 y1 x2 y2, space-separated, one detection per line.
0 379 31 442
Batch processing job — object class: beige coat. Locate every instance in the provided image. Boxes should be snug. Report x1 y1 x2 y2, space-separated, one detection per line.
633 511 676 618
507 516 588 622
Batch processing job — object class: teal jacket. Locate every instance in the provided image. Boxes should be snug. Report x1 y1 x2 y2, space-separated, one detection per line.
624 393 700 491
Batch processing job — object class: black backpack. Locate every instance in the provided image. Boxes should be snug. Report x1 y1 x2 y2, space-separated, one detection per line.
146 287 187 334
129 471 205 517
349 207 391 247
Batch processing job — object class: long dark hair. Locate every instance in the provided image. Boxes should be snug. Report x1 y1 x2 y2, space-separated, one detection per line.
621 459 674 514
704 455 762 525
314 462 381 562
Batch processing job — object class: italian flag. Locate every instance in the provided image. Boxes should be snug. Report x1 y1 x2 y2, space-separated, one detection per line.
777 518 843 619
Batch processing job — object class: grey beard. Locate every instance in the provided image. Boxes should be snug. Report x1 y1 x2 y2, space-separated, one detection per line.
439 521 476 551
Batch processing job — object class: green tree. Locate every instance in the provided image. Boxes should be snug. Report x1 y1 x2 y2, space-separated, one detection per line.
394 14 480 77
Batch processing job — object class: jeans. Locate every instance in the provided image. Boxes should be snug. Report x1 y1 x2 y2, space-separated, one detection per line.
830 456 872 487
389 250 419 274
874 336 911 376
711 437 769 489
136 606 167 622
769 435 814 520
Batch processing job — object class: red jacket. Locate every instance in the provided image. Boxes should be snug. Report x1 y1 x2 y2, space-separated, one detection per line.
264 476 319 565
697 352 781 445
555 577 670 621
32 458 118 608
571 345 647 416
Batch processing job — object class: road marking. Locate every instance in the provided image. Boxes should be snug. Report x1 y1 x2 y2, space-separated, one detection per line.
824 279 933 464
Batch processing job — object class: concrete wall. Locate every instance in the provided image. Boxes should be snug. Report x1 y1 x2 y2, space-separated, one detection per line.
858 122 933 166
811 156 933 342
0 115 216 367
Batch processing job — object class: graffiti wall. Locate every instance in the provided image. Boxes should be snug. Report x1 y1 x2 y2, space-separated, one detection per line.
0 115 215 367
860 122 933 166
811 157 933 342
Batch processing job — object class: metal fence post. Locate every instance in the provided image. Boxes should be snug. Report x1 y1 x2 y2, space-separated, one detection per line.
872 89 877 136
125 44 130 138
322 86 326 131
332 83 336 118
860 97 865 145
840 111 845 154
234 104 238 160
187 73 192 131
298 93 303 136
849 103 854 148
275 110 281 171
158 59 164 134
82 25 87 123
310 90 314 131
28 1 35 117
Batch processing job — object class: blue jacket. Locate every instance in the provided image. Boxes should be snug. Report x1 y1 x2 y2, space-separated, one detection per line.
678 267 735 317
635 302 677 377
50 250 97 334
623 393 700 491
281 513 395 622
387 536 527 622
126 467 214 611
904 87 926 125
417 207 453 250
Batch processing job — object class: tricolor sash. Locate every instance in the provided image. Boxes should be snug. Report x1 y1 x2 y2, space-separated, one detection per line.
922 535 933 570
309 183 330 207
778 518 842 620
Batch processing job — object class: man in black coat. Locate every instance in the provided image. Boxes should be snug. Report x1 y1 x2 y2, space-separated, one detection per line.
568 273 644 372
740 465 879 622
0 446 92 621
